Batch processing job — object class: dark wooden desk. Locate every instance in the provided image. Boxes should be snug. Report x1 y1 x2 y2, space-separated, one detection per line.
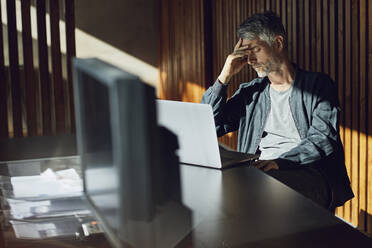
177 164 372 247
0 158 371 248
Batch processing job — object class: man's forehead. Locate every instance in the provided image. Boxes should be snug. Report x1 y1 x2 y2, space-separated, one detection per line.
241 38 262 47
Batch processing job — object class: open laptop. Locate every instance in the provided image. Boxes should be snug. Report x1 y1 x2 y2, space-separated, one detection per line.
156 100 259 169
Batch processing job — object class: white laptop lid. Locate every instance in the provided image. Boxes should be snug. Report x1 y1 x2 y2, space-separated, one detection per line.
156 100 222 168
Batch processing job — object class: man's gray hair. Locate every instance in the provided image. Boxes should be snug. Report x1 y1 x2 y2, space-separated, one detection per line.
237 11 287 48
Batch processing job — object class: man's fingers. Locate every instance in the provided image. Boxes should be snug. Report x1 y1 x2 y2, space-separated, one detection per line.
252 160 279 172
263 163 274 172
230 52 248 61
232 50 249 56
234 45 249 52
233 38 242 51
252 160 269 169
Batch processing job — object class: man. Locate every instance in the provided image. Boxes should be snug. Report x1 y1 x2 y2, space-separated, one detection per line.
201 12 353 211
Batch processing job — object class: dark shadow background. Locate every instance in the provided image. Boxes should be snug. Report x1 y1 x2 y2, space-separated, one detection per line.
31 0 159 66
74 0 159 67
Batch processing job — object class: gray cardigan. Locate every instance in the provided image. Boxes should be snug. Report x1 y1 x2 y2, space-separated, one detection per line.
201 67 353 207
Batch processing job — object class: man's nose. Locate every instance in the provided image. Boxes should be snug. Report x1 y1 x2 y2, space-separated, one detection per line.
247 53 256 64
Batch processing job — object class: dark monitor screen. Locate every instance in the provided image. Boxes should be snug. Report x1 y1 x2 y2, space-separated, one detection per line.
73 58 158 246
76 66 118 230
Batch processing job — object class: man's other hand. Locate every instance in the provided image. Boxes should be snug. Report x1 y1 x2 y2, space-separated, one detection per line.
252 160 279 172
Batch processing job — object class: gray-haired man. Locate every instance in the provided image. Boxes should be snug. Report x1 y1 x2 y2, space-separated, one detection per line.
201 12 353 211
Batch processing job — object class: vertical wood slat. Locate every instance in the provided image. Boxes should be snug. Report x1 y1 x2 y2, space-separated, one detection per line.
65 0 76 133
158 0 168 99
204 0 213 88
323 0 330 75
36 0 52 136
304 0 310 70
281 0 287 34
7 0 23 137
368 0 372 235
274 0 281 14
171 0 177 100
343 0 352 222
50 0 65 134
316 0 323 72
336 0 345 218
297 0 304 67
266 0 271 10
358 0 368 232
292 0 297 64
329 0 336 81
351 0 360 227
286 0 292 61
177 0 182 99
21 0 37 136
310 0 317 71
0 1 8 138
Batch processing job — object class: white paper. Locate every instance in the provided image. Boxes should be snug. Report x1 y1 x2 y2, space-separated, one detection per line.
10 221 57 239
10 168 83 198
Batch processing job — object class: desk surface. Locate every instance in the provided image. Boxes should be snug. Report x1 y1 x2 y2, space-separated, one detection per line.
0 157 371 248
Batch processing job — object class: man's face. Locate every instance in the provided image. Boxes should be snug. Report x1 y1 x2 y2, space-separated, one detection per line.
241 38 279 77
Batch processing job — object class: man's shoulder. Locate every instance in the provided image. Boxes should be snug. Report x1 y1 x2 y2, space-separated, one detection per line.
298 69 338 98
299 69 334 85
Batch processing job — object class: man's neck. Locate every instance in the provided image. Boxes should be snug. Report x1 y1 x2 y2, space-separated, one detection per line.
267 61 295 92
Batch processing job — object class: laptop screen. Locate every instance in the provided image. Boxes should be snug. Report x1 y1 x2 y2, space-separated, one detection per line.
156 100 222 168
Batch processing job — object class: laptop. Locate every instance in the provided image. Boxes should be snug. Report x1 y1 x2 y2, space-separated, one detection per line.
156 100 259 169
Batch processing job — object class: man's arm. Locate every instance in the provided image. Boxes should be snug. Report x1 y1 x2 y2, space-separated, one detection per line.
201 81 245 137
201 38 250 137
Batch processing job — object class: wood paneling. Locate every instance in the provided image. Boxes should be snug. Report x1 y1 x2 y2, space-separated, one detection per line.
159 0 372 235
7 0 23 137
359 0 368 232
21 0 37 136
367 0 372 235
50 0 65 134
159 0 206 102
0 2 8 138
337 0 345 218
0 0 76 137
344 0 352 221
350 0 360 227
65 0 76 133
37 0 52 135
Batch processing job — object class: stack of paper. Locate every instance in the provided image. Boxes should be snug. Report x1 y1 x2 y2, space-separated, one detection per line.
5 168 92 239
10 168 83 199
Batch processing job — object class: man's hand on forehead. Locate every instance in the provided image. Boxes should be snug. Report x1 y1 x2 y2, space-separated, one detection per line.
217 38 251 84
234 38 249 52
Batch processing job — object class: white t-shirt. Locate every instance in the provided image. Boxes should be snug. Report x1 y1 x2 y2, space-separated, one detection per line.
259 85 301 160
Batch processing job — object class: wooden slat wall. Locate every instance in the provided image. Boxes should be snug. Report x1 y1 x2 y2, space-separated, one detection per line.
159 0 372 235
7 0 23 137
0 0 76 138
36 0 52 136
159 0 206 102
50 0 65 134
65 0 76 133
0 2 8 138
21 0 37 136
368 0 372 234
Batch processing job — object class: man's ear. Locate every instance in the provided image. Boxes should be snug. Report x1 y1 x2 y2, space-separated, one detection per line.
274 35 284 51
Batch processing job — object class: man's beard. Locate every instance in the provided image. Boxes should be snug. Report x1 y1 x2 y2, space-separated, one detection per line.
253 63 271 77
253 56 281 78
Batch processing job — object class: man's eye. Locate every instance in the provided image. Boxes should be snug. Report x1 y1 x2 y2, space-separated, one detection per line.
253 47 260 53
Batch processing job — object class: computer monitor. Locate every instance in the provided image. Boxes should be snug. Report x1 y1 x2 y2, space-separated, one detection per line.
73 58 159 246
